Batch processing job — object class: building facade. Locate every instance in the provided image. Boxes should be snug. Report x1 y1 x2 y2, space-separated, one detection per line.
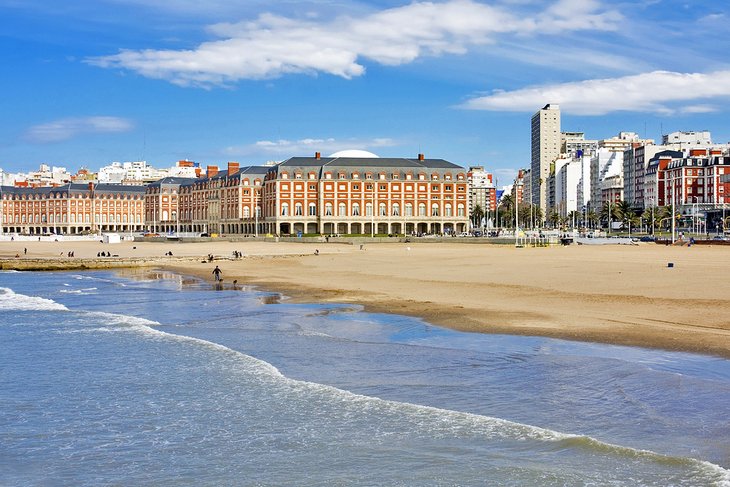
264 153 469 236
1 183 145 236
531 104 561 215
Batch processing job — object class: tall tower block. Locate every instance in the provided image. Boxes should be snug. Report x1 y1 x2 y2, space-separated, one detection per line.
530 104 561 216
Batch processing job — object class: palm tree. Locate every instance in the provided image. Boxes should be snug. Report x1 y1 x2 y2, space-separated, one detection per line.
470 204 484 230
642 206 659 234
615 200 635 232
587 210 598 230
518 205 531 229
566 210 580 229
499 194 514 228
548 210 560 228
601 201 620 231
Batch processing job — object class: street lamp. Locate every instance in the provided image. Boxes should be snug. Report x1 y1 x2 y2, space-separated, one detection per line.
690 196 699 236
649 197 654 236
370 183 375 238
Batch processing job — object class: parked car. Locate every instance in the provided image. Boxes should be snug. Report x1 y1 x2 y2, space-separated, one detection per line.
639 235 656 242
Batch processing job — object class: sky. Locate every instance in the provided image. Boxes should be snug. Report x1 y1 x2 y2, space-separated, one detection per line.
2 0 730 184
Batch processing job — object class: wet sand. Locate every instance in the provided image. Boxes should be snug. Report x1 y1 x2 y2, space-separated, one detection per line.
3 238 730 357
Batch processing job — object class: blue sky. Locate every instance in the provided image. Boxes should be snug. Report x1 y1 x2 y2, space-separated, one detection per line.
2 0 729 184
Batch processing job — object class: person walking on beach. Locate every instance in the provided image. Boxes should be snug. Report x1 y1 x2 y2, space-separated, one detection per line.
212 265 222 282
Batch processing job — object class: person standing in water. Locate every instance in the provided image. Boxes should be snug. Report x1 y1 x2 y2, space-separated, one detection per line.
212 265 222 282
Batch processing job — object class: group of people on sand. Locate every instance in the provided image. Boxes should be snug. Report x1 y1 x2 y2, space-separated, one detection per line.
97 251 111 257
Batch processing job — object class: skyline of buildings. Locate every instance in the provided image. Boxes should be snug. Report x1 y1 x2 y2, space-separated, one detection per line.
3 100 730 238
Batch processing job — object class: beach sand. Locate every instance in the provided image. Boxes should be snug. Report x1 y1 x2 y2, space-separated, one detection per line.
3 238 730 357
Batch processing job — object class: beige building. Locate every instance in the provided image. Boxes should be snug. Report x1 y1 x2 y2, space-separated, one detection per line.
531 104 561 216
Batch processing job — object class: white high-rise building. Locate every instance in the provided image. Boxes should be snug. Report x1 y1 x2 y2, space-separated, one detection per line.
662 131 712 146
590 148 624 210
531 104 561 216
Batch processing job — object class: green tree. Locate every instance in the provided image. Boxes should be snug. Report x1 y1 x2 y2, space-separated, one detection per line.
566 210 580 229
499 194 514 228
548 210 560 228
587 210 599 229
601 201 620 230
470 204 484 229
642 206 659 234
616 200 635 232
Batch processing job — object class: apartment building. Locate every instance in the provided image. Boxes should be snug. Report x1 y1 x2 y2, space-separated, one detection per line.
531 104 561 215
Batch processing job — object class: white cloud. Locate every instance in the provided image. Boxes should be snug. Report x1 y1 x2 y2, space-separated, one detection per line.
25 116 134 143
461 70 730 115
224 137 397 157
87 0 621 87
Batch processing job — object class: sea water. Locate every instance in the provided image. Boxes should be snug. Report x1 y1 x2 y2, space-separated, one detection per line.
1 269 729 486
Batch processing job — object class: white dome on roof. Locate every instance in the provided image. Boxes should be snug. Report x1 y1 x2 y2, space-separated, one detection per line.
329 149 379 158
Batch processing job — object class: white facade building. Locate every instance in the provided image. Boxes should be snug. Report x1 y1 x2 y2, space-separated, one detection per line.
662 131 712 146
554 155 589 218
590 148 624 210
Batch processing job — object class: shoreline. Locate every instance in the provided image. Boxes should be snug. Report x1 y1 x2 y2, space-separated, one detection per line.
2 239 730 358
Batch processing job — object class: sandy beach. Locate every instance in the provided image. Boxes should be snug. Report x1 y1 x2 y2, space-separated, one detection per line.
2 238 730 357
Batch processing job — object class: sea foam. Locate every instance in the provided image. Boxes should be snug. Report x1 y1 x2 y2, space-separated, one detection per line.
0 287 69 311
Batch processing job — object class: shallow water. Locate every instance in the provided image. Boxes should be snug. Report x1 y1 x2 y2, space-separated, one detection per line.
1 269 729 486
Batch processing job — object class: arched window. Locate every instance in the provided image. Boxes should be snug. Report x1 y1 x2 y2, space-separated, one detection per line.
431 203 439 216
457 204 465 217
309 203 317 216
352 203 360 216
295 203 303 216
338 203 346 216
418 203 426 216
392 203 400 216
379 203 387 216
325 203 333 216
365 202 373 217
405 203 413 216
243 207 250 218
445 204 452 217
281 203 289 216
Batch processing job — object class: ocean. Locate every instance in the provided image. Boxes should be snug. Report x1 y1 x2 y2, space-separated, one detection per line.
1 269 729 486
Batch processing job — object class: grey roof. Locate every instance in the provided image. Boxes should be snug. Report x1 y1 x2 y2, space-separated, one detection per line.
148 177 197 188
180 166 269 187
273 156 464 176
1 183 145 197
647 150 683 162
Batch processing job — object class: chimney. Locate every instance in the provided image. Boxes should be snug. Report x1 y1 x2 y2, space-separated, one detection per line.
195 168 202 178
207 165 219 178
315 152 321 160
228 161 240 174
418 153 425 161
